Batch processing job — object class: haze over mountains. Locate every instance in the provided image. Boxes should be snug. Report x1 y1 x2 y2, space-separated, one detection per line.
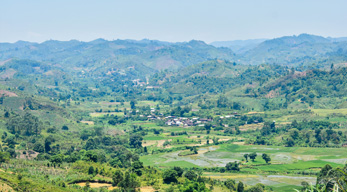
210 39 268 53
0 33 347 80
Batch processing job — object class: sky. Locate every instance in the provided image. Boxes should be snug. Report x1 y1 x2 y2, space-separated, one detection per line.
1 0 347 43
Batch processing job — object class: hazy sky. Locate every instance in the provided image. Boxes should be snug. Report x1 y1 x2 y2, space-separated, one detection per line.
1 0 347 43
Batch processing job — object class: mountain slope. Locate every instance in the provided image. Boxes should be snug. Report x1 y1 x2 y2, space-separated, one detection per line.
210 39 267 53
238 34 347 66
0 39 235 76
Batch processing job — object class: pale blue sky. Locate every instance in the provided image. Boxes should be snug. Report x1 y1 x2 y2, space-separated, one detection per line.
1 0 347 43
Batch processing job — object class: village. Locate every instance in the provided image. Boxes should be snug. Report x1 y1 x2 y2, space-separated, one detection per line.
135 107 242 128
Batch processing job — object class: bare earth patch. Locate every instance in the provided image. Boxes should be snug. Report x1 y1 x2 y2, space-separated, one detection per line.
81 120 94 125
265 89 280 98
75 183 154 192
233 141 245 145
0 181 14 192
1 69 16 79
0 59 12 66
16 150 39 160
140 186 155 192
76 182 112 188
239 123 263 131
0 90 18 97
106 129 124 136
246 111 265 115
142 139 172 147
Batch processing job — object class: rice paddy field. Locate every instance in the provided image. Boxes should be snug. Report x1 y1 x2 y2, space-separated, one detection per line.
140 139 347 189
64 99 347 191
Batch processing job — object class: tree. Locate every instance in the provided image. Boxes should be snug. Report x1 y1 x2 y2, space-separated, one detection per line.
119 171 140 191
131 161 143 176
249 152 257 162
130 100 136 110
4 111 9 118
237 181 244 192
286 138 295 147
163 169 178 184
224 179 236 190
316 164 336 189
61 125 69 130
243 154 249 162
33 143 44 153
112 170 123 186
88 166 94 175
217 95 229 108
50 154 64 164
190 146 198 154
129 135 143 148
45 135 55 153
184 170 197 181
173 166 184 177
0 152 10 165
83 150 98 162
262 153 271 164
226 161 240 171
94 126 104 136
204 123 212 131
246 183 265 192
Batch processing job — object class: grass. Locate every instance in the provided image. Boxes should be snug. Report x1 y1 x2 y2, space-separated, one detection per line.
178 150 196 156
218 144 297 154
159 161 199 168
89 112 124 117
252 160 342 172
143 135 166 140
140 154 167 165
312 108 347 116
271 184 301 192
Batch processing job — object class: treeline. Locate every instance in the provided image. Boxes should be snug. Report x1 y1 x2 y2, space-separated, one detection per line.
249 120 346 147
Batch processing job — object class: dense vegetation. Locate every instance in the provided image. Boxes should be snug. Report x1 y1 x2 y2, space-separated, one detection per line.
1 34 347 191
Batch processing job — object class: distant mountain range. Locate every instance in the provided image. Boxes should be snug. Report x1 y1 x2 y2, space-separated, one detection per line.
238 34 347 66
210 39 268 54
0 34 347 80
0 39 234 78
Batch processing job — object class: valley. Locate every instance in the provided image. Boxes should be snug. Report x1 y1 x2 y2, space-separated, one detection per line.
0 34 347 191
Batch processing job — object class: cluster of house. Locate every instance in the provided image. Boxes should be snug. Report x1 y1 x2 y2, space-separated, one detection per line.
164 116 213 127
132 79 146 87
219 112 241 119
135 107 241 128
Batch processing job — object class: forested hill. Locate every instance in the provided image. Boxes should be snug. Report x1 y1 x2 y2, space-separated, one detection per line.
0 39 235 74
1 34 347 80
256 66 347 108
237 34 347 66
149 60 289 96
210 39 268 54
